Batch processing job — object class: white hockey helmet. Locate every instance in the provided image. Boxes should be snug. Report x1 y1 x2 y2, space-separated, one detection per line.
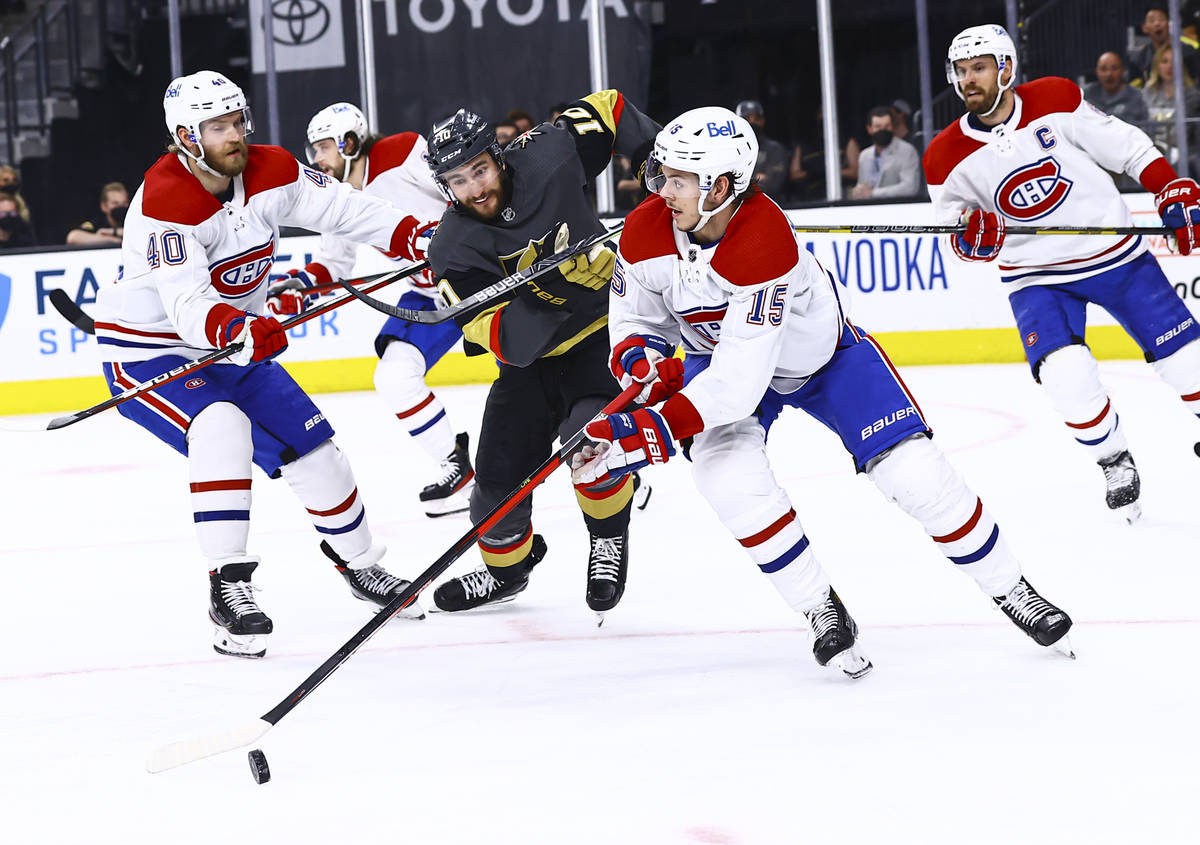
163 70 253 174
645 106 758 232
945 24 1018 116
305 102 369 182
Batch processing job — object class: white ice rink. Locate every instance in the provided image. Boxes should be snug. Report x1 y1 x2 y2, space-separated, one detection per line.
2 360 1198 844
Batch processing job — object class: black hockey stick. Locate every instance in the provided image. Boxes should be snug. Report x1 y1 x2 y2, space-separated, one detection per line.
145 380 642 773
791 224 1170 236
337 222 626 324
48 288 97 334
41 264 426 432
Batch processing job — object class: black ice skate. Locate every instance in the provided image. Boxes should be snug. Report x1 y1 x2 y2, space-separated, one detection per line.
803 588 873 679
586 529 629 626
433 534 547 612
419 432 475 518
993 577 1075 658
320 541 425 620
209 561 273 659
1099 449 1141 523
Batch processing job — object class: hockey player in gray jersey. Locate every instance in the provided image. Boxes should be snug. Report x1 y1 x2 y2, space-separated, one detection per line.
425 91 660 620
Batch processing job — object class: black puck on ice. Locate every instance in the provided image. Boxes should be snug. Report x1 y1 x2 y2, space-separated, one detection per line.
1194 441 1200 458
248 749 271 784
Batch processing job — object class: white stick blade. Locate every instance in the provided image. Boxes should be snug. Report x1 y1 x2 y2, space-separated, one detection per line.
146 718 271 773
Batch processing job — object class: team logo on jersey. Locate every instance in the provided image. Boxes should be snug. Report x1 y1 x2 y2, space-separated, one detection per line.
1025 331 1038 347
678 304 729 349
209 238 276 298
994 156 1073 221
185 378 206 389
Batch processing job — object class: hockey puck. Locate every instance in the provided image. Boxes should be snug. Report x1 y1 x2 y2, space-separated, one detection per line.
247 749 271 784
1194 442 1200 458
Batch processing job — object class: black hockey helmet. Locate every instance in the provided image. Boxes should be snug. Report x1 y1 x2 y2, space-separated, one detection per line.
427 108 505 203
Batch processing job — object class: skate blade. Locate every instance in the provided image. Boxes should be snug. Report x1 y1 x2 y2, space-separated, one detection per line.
381 602 426 621
422 486 474 519
1114 501 1142 524
595 611 607 628
428 593 521 613
828 647 873 680
633 481 653 511
1051 635 1076 660
213 630 267 659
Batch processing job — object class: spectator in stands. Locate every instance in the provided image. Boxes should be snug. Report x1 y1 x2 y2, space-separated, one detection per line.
890 99 913 141
1141 43 1200 162
506 109 534 133
1129 6 1200 87
0 163 34 226
494 120 519 146
548 101 568 122
735 100 789 197
1084 51 1150 125
850 105 921 200
612 154 645 212
66 181 129 246
0 194 35 250
787 104 830 202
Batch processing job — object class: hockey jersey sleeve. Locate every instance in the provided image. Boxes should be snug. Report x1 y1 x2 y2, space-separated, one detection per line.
608 251 682 350
554 90 661 183
1062 91 1163 181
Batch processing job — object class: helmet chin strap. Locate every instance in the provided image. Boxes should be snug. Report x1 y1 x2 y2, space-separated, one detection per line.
178 134 226 178
687 187 737 233
972 61 1014 119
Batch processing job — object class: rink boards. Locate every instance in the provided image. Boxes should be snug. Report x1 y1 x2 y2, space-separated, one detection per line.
2 195 1196 414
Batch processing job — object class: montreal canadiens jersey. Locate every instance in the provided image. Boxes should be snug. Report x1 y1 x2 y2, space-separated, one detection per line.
611 191 847 437
924 77 1164 290
94 146 411 363
306 132 448 298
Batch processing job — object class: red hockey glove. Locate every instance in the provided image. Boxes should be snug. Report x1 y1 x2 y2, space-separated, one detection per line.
953 209 1005 262
266 268 318 316
392 216 439 263
610 334 685 405
570 408 676 485
1155 177 1200 255
215 310 287 365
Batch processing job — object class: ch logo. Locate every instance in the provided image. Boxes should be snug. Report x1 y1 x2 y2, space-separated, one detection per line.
995 156 1073 221
270 0 330 46
0 272 10 335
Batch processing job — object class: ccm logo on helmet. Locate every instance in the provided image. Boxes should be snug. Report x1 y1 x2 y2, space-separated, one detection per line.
994 156 1073 221
706 120 738 138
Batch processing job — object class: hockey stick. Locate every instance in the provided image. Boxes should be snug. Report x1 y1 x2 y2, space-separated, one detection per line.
41 263 426 432
338 221 626 324
48 288 96 334
146 380 642 774
791 224 1170 236
45 274 408 337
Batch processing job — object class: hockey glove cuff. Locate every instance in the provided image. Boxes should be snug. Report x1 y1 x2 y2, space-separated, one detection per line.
217 310 288 366
610 334 685 405
953 209 1005 262
1155 177 1200 255
266 269 319 316
570 408 675 485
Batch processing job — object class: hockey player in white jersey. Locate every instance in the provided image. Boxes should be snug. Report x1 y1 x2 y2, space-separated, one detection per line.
94 71 426 659
924 24 1200 522
572 107 1074 676
271 103 474 518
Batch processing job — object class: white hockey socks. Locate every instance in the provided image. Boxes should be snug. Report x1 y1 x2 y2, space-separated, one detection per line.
690 420 831 612
1038 344 1128 461
1152 337 1200 419
868 435 1021 598
186 402 253 563
374 341 455 461
279 440 373 561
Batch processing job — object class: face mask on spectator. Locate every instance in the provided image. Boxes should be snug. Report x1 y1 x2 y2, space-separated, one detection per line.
871 129 894 148
111 205 129 226
0 179 19 194
0 214 22 231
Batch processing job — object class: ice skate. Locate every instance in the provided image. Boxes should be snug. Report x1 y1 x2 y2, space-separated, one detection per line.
1099 449 1141 524
586 529 629 626
433 534 547 612
321 541 425 619
631 471 652 511
209 561 272 659
993 576 1075 658
803 588 873 679
419 432 475 518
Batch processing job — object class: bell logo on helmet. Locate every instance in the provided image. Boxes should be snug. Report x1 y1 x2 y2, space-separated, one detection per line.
165 84 181 99
706 120 738 138
995 156 1073 221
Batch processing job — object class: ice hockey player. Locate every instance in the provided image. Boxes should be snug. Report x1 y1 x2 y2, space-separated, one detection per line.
425 91 660 621
924 24 1200 523
274 102 473 518
572 106 1074 677
93 71 424 659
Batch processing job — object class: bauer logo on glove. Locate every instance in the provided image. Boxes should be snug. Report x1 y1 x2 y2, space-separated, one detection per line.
571 408 676 485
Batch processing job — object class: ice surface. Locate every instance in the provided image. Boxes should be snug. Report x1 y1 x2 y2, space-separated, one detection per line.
2 361 1196 844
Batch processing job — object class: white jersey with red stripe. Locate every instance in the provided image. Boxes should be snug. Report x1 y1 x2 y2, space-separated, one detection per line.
94 145 412 363
611 191 848 435
305 132 448 297
924 77 1164 290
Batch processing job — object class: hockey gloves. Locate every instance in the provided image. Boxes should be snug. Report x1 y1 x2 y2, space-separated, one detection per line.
214 309 288 366
610 334 685 405
953 209 1005 261
266 269 319 316
1155 177 1200 255
571 408 675 485
553 222 617 290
